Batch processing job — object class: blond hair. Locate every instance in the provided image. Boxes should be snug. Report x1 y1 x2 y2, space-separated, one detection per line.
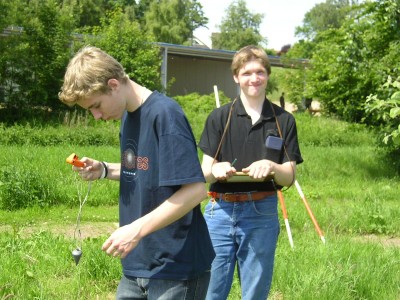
231 45 271 76
58 46 129 105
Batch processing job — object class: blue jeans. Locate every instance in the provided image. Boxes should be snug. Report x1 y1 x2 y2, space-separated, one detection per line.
116 271 211 300
204 195 280 300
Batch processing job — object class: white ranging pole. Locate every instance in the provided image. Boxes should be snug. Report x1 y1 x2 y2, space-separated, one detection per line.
213 85 220 108
294 180 326 244
277 190 294 249
284 219 294 248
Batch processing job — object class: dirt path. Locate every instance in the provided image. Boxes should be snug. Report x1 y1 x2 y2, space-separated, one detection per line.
352 234 400 248
0 221 119 239
2 222 399 248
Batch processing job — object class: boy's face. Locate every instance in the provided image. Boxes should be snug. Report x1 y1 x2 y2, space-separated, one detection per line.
233 60 269 98
78 90 125 121
77 79 126 121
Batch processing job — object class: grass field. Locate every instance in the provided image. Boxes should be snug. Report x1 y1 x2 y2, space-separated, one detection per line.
0 110 399 299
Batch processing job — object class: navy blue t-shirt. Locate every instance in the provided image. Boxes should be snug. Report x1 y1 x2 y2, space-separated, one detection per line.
119 91 214 280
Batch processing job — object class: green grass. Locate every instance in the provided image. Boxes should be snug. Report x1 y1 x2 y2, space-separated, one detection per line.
0 145 120 209
271 234 400 300
1 110 399 299
0 230 120 299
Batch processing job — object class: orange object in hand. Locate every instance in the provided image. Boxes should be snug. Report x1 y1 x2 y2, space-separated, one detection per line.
66 153 85 167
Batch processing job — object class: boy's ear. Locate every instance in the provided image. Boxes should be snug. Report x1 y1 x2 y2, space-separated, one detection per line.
233 75 239 84
107 78 119 90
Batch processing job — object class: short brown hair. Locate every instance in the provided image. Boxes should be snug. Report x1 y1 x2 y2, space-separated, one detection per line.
231 45 271 76
58 46 129 105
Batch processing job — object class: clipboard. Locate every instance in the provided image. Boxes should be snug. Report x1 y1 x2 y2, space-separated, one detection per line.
220 172 275 183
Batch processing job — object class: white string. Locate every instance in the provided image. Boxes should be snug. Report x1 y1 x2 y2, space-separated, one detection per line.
71 173 92 298
74 180 92 250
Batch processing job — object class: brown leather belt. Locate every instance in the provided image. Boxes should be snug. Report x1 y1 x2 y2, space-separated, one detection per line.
208 191 276 202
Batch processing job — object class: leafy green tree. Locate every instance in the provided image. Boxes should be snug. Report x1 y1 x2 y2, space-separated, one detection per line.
60 0 138 28
0 0 77 109
212 0 264 51
82 8 162 90
288 0 355 60
103 0 137 21
295 0 355 41
144 0 208 45
106 0 137 8
286 40 315 60
185 0 208 44
60 0 105 28
287 0 400 125
284 0 355 110
76 0 106 28
135 0 152 26
0 0 9 31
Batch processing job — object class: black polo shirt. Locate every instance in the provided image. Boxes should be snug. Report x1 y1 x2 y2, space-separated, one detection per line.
199 97 303 193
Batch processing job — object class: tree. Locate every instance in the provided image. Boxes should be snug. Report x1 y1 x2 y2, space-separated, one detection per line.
60 0 138 28
0 0 9 31
0 0 78 109
75 0 106 28
289 0 355 59
135 0 152 26
295 0 355 41
306 0 400 123
185 0 208 44
144 0 208 45
285 40 315 60
82 8 162 90
212 0 264 51
103 0 138 22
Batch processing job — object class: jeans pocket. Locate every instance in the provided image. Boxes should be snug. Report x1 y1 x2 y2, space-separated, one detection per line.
252 198 277 216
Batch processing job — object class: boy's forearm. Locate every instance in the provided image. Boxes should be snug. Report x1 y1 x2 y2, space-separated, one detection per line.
134 182 207 239
105 163 121 180
273 161 296 187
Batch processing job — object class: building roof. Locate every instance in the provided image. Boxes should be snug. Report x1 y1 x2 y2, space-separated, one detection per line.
157 42 308 68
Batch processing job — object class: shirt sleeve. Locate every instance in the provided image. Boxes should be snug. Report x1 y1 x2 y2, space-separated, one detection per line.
198 108 225 158
158 108 205 186
281 116 303 165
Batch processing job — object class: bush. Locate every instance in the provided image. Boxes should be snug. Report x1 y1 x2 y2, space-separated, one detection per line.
365 75 400 148
175 92 231 141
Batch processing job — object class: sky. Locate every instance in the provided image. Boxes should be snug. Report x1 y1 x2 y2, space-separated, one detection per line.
193 0 325 50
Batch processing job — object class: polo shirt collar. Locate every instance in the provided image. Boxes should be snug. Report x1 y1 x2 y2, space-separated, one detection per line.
235 97 275 121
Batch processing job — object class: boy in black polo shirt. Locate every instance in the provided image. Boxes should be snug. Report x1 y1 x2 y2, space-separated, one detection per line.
199 45 303 300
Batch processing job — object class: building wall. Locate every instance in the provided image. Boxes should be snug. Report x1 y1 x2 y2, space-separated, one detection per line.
167 54 238 99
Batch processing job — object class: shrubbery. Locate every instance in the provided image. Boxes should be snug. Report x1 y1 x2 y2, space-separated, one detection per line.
365 76 400 147
175 92 231 141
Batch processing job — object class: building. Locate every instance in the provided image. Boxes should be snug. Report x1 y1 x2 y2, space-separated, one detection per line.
158 43 290 99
